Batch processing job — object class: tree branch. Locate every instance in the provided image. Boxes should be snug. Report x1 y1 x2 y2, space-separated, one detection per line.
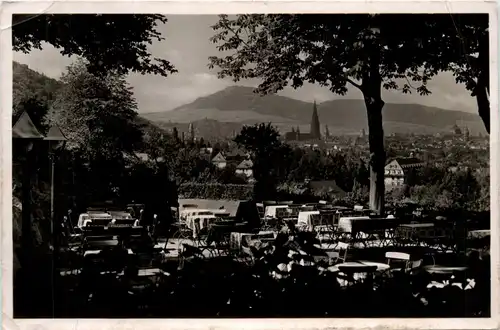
220 19 250 48
404 76 418 90
346 78 362 90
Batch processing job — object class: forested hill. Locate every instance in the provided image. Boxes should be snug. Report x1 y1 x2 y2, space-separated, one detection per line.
12 61 163 134
13 61 62 118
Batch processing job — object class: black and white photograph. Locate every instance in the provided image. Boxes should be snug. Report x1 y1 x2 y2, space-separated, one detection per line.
5 5 496 322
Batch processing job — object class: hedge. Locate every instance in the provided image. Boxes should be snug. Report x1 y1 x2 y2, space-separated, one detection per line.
178 182 254 200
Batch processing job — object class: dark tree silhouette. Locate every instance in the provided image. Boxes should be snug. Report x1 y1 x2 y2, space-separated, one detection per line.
234 123 282 200
435 15 490 133
13 14 177 77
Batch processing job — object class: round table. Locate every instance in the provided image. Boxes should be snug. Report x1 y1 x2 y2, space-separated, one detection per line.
423 265 468 274
327 261 389 273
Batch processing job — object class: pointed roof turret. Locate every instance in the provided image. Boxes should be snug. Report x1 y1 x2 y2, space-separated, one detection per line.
12 111 44 139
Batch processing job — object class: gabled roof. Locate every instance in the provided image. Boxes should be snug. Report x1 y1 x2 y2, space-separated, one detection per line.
226 149 246 158
394 157 423 168
12 111 44 139
236 159 253 169
387 157 423 168
44 125 67 141
212 152 226 163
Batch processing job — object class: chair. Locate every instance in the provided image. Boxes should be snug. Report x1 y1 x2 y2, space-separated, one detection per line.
409 259 423 272
336 242 350 263
385 251 411 272
60 219 83 248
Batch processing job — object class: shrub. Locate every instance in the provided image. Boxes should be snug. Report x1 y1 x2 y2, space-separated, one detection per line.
178 182 253 200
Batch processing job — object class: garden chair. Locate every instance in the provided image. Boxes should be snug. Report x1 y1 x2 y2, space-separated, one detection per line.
60 218 83 250
170 220 193 240
385 251 412 274
336 242 350 263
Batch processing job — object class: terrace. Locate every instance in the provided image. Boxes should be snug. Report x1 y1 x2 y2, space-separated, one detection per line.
53 199 490 318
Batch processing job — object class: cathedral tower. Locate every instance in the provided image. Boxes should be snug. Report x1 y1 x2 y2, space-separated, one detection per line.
310 100 321 140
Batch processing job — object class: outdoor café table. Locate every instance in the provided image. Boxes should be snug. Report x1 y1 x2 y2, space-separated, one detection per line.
328 261 389 274
230 231 276 251
337 217 399 247
330 263 379 286
337 216 370 244
423 265 469 289
395 223 434 246
186 215 218 238
118 268 169 277
423 265 468 275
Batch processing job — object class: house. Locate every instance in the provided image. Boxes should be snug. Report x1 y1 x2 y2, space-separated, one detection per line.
235 159 253 178
211 152 227 169
384 157 424 191
225 149 248 165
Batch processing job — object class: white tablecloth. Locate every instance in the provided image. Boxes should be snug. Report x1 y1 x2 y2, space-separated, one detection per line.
337 216 371 233
186 215 217 238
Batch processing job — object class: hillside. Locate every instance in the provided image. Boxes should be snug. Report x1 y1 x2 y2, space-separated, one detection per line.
13 61 63 117
142 86 487 136
12 61 165 135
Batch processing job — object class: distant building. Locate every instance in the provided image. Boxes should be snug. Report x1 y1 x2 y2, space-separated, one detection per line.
235 159 253 178
225 149 247 165
452 124 462 136
285 100 322 142
188 123 195 142
310 100 321 140
211 152 227 169
463 126 470 142
384 157 424 191
324 125 330 140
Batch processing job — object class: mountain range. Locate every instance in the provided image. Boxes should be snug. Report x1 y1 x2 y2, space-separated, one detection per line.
142 86 487 138
12 61 486 139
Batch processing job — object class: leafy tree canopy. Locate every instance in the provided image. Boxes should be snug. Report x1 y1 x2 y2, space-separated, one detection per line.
416 14 489 132
209 14 442 97
234 123 282 155
13 14 177 77
47 59 143 158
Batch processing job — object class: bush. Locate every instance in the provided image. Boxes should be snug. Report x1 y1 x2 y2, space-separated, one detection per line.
178 182 253 200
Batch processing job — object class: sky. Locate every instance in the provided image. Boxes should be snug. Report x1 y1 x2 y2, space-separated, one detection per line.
13 15 477 114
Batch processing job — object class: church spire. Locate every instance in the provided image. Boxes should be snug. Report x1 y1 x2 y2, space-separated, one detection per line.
188 122 195 142
310 100 321 140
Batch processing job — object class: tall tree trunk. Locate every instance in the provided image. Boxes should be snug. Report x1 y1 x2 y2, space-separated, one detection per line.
475 33 490 134
362 35 386 216
364 95 386 215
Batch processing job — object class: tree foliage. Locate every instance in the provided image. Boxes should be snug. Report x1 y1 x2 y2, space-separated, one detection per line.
13 14 177 77
47 59 143 157
424 15 490 133
234 123 284 200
